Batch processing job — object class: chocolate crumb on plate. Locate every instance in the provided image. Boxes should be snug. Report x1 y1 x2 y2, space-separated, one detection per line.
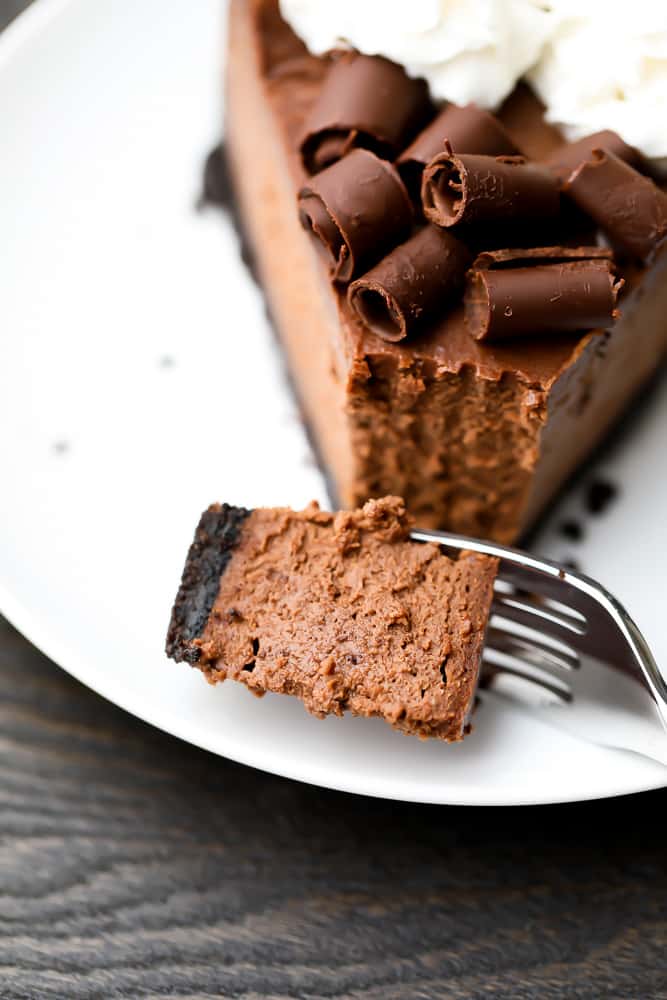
559 519 584 542
586 479 618 515
196 143 233 211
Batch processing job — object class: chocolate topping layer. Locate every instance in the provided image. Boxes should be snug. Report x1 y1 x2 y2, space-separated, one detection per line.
544 130 647 185
398 104 520 199
173 497 497 741
465 249 622 342
564 150 667 263
300 52 431 174
348 226 471 342
422 152 560 229
298 148 413 283
165 503 251 664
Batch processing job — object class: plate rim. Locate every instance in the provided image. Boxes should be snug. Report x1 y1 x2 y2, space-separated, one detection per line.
1 0 665 807
3 581 666 807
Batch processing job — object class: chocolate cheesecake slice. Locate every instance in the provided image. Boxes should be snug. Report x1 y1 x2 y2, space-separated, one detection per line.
166 497 497 741
225 0 667 543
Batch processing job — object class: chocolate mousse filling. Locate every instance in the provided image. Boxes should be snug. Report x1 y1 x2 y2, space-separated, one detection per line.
166 497 498 741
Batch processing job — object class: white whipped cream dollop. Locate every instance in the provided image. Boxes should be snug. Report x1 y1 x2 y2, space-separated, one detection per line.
279 0 667 160
279 0 553 109
529 0 667 160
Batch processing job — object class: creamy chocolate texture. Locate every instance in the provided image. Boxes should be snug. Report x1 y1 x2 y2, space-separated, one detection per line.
226 0 667 543
167 497 497 741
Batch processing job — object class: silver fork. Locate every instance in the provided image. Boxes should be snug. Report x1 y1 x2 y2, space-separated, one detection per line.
411 528 667 767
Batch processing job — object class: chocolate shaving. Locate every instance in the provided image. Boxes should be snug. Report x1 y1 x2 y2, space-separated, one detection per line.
300 52 431 174
298 148 413 284
422 151 560 229
563 149 667 263
398 104 520 199
465 247 623 342
544 131 647 185
348 226 471 342
472 245 614 269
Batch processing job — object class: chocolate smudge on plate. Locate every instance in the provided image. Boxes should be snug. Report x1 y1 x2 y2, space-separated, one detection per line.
586 479 618 515
197 141 260 285
559 520 584 542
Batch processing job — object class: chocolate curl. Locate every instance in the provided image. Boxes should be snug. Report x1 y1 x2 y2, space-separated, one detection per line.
300 52 431 174
563 149 667 263
543 131 647 185
422 151 560 229
348 227 471 342
397 104 520 198
298 148 413 284
472 246 614 269
464 247 623 342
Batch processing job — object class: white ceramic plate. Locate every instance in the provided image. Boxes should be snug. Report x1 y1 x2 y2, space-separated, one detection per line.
1 0 666 806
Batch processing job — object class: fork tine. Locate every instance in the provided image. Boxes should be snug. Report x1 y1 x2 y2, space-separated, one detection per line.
492 593 587 637
498 564 594 616
485 626 580 672
481 655 573 703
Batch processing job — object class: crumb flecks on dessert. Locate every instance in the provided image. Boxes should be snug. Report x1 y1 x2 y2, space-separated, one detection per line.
166 497 498 741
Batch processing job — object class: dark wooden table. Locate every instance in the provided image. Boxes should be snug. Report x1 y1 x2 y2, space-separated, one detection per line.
2 4 667 998
2 611 667 1000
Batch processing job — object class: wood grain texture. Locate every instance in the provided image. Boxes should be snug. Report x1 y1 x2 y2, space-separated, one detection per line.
1 2 667 997
1 610 667 1000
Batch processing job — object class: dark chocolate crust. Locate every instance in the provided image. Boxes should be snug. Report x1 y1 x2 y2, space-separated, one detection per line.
165 504 251 663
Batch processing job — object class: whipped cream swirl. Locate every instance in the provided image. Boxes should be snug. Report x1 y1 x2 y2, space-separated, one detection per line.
279 0 552 110
279 0 667 160
529 0 667 160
